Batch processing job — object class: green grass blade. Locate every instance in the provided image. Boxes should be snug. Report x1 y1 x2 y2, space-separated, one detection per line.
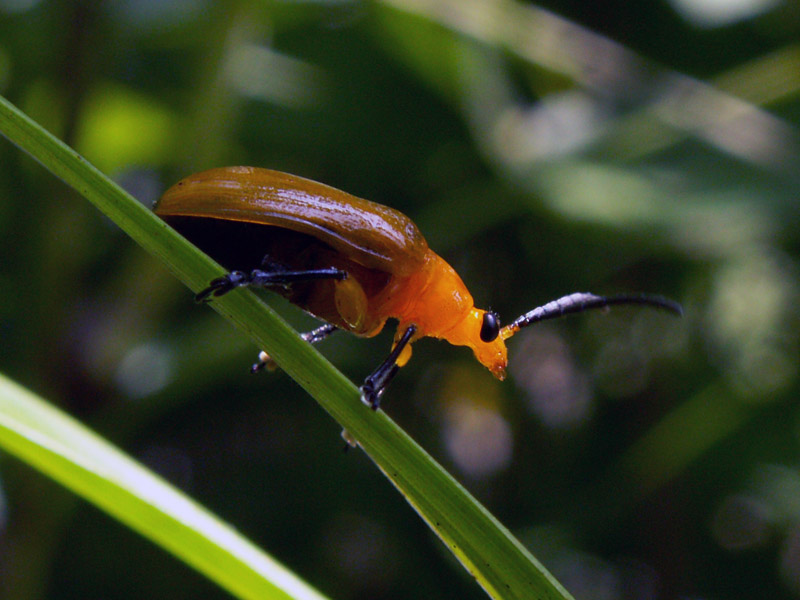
0 373 329 600
0 93 573 600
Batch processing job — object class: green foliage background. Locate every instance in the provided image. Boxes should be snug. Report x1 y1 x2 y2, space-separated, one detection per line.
1 0 800 598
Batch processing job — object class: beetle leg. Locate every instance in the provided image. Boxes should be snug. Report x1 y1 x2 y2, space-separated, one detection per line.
195 266 347 302
360 324 417 410
251 323 339 373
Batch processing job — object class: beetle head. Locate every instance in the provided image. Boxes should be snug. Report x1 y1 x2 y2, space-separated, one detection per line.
444 308 508 380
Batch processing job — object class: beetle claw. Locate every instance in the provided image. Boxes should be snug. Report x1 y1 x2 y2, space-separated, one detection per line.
359 383 382 410
194 271 248 302
251 350 277 373
194 279 226 303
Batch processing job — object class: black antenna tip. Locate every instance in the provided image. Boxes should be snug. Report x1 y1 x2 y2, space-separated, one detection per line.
605 294 684 317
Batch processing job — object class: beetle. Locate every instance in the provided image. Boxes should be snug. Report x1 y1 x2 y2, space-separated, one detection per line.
155 167 681 409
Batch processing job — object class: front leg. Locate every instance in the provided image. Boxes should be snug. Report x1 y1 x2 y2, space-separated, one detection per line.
360 324 417 410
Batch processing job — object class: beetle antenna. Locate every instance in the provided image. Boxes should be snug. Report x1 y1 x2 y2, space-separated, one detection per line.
500 292 682 340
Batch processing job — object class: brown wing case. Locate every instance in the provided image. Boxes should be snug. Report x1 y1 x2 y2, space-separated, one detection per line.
155 167 429 276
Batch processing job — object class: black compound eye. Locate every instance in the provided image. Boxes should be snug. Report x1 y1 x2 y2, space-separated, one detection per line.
480 311 500 342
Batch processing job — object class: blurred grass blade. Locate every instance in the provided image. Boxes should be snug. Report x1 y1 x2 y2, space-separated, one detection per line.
0 92 573 600
0 373 329 600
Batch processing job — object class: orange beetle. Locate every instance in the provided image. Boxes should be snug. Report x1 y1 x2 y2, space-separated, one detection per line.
155 167 681 408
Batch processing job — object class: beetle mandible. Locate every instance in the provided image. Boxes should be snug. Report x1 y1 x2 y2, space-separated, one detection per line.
155 167 681 408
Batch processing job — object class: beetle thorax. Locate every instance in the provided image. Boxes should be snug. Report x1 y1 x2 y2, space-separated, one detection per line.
385 252 508 379
388 252 472 335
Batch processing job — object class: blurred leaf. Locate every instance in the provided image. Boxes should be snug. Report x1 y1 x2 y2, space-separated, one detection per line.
74 84 178 173
0 372 330 600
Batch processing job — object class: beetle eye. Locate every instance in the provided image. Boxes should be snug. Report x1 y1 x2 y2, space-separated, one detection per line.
480 311 500 342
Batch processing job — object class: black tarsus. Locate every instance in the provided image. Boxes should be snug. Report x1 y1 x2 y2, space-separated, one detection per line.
301 322 340 345
360 324 417 410
195 257 347 303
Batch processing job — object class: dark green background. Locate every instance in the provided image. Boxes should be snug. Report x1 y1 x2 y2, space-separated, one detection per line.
1 1 799 598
